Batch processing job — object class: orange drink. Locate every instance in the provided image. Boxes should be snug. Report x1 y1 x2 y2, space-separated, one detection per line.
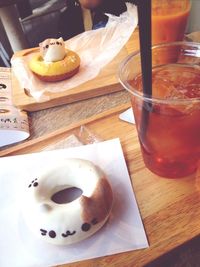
152 0 191 44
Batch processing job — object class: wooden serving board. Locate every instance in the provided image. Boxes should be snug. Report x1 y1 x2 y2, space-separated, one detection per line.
11 30 139 112
1 103 199 267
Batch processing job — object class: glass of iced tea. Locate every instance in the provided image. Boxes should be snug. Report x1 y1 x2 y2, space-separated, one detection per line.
119 42 200 178
152 0 191 44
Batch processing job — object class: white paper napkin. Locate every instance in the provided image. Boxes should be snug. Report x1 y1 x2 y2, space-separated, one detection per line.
119 107 135 124
0 139 148 267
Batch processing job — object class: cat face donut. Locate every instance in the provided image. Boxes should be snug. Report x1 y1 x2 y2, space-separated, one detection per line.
21 159 113 245
29 38 80 82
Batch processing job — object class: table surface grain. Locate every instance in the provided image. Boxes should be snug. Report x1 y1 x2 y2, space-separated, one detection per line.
29 90 130 139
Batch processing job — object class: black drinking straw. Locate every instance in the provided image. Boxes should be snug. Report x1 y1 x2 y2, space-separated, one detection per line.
138 0 152 96
137 0 152 138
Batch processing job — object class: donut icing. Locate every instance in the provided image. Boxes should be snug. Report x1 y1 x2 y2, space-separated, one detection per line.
39 37 66 62
21 159 113 245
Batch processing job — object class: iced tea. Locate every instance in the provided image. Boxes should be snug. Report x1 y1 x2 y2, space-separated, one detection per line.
131 64 200 178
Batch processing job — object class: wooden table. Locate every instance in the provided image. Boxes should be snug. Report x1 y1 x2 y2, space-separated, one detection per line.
1 101 200 267
1 30 200 267
28 90 130 139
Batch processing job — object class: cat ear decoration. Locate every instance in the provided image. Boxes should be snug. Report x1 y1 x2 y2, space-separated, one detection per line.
56 38 64 46
58 37 64 43
39 38 66 62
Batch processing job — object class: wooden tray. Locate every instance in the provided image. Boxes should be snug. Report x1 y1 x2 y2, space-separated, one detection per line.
1 103 199 267
12 30 139 112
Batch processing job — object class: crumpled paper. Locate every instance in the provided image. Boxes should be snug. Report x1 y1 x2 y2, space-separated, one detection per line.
11 3 138 102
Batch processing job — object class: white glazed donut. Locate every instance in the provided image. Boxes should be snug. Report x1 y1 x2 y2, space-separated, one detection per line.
21 158 113 245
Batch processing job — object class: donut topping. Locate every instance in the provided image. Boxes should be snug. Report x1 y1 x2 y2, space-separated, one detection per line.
49 230 56 238
28 178 38 188
39 37 66 62
62 230 76 238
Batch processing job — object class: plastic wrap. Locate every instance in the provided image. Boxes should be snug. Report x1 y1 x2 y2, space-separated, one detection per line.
40 125 102 151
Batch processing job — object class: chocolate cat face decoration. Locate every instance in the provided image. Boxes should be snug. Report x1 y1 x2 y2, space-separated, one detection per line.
39 37 66 62
39 217 98 240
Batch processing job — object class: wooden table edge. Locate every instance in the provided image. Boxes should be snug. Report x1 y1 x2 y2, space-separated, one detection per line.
0 102 131 157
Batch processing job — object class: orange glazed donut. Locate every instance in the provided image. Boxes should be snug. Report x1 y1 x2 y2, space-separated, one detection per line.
29 38 80 82
21 159 113 245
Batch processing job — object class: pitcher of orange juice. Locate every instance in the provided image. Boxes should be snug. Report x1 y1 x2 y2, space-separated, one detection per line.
152 0 191 44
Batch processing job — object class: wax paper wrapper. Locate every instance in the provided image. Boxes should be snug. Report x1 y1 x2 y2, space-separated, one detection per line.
11 3 138 102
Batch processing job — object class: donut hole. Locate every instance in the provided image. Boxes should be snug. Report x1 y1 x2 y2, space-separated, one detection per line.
51 187 83 204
